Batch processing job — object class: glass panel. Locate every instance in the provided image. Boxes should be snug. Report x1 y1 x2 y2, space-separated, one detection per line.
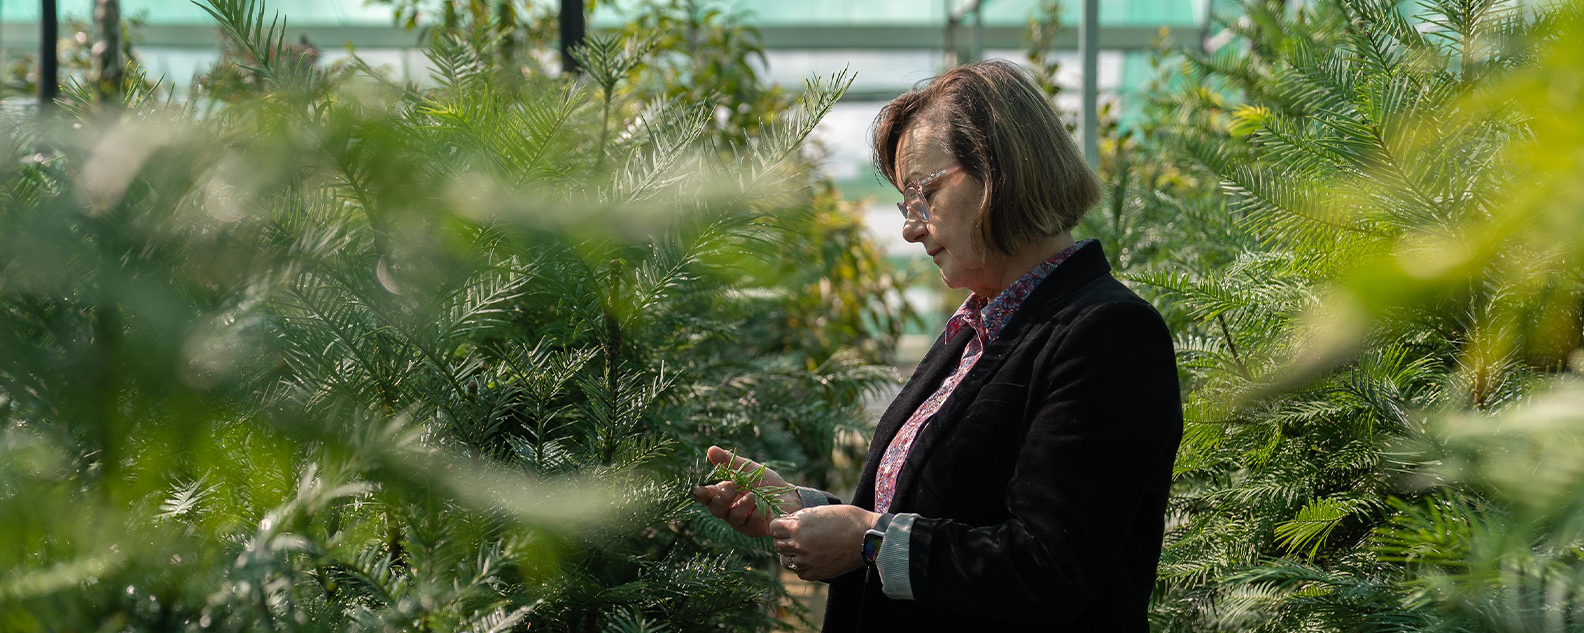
3 0 393 25
591 0 1208 27
4 0 1210 28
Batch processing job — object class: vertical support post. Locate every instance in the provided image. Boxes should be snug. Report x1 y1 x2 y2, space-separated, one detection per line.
971 1 983 63
1200 0 1215 52
1080 0 1099 167
497 1 518 67
93 0 124 106
559 0 585 76
943 0 956 67
40 0 60 116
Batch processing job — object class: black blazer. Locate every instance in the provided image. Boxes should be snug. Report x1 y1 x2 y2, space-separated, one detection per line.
818 241 1183 632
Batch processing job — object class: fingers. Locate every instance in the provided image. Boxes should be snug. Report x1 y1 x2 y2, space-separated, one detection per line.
694 471 800 539
695 481 772 533
767 516 794 540
706 482 737 518
725 491 757 526
706 445 758 471
695 479 741 506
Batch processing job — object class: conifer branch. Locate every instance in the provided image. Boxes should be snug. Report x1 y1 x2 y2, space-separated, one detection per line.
702 453 796 519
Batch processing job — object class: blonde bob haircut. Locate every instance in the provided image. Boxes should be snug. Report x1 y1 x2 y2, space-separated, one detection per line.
872 59 1101 258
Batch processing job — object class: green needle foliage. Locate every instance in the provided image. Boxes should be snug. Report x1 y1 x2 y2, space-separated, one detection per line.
0 0 900 631
1118 1 1584 631
701 453 797 520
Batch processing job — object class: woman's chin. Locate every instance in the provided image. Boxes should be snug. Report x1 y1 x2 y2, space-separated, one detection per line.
937 268 968 291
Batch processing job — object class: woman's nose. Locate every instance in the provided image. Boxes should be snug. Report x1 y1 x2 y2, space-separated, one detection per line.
901 215 927 243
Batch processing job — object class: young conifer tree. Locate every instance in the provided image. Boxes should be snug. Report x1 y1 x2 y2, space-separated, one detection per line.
0 0 893 630
1129 1 1584 630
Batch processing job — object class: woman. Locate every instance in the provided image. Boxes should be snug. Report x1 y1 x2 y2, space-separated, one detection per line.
693 59 1182 631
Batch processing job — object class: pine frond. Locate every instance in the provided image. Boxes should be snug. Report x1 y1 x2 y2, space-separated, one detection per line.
1274 495 1377 559
436 266 532 345
324 545 402 608
730 70 854 197
463 604 539 633
609 98 711 205
194 0 314 87
1371 493 1487 569
424 27 495 96
569 33 658 95
155 474 214 522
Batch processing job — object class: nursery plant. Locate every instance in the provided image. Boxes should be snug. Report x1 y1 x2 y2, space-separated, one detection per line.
0 0 903 631
1125 1 1584 631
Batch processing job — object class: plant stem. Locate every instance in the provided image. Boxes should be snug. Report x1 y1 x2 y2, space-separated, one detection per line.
601 260 623 464
1110 139 1129 236
1218 313 1251 379
597 85 612 171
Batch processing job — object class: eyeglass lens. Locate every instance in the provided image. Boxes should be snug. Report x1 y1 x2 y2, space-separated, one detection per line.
899 192 930 221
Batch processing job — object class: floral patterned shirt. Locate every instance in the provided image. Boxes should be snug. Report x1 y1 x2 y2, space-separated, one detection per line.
873 239 1094 513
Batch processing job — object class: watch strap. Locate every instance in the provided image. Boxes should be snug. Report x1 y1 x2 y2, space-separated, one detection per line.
872 512 895 534
862 513 896 565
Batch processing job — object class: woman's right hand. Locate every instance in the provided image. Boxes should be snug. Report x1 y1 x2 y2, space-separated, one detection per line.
692 446 801 538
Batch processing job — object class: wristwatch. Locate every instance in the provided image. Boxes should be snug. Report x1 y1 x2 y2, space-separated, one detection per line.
861 513 896 566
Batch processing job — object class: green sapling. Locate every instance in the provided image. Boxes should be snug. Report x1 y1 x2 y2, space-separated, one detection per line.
699 450 798 519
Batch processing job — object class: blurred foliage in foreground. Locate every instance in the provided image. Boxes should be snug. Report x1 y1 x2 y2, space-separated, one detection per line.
1100 0 1584 630
0 0 914 630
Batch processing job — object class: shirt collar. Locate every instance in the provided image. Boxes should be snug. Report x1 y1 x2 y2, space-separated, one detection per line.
943 239 1094 344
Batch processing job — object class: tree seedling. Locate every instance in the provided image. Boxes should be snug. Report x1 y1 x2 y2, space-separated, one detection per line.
699 450 797 519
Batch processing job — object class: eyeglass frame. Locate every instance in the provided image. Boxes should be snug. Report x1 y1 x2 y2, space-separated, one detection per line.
895 165 960 222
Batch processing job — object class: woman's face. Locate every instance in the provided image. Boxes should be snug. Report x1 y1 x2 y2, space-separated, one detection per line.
896 114 1001 295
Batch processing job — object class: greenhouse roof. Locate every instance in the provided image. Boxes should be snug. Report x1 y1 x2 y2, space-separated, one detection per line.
1 0 1209 26
0 0 1211 207
1 0 1210 50
594 0 1208 27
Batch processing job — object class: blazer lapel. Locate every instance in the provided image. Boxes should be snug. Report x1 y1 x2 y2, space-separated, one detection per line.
887 242 1115 511
852 326 973 509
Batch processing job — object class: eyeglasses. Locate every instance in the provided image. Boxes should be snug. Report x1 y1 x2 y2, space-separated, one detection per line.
896 165 959 222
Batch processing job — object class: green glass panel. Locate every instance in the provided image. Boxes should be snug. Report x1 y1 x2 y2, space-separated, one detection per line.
3 0 395 24
592 0 948 26
589 0 1208 27
1115 50 1155 128
6 1 1209 29
981 0 1202 26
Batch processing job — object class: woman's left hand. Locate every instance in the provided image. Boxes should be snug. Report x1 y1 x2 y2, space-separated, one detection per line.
767 505 880 581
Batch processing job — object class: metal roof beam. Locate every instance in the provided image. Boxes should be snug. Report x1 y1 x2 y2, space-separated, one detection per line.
758 24 1190 50
1 22 1199 52
0 22 427 49
949 0 987 23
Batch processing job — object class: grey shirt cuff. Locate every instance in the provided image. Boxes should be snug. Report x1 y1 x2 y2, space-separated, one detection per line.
875 512 918 600
796 486 833 509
